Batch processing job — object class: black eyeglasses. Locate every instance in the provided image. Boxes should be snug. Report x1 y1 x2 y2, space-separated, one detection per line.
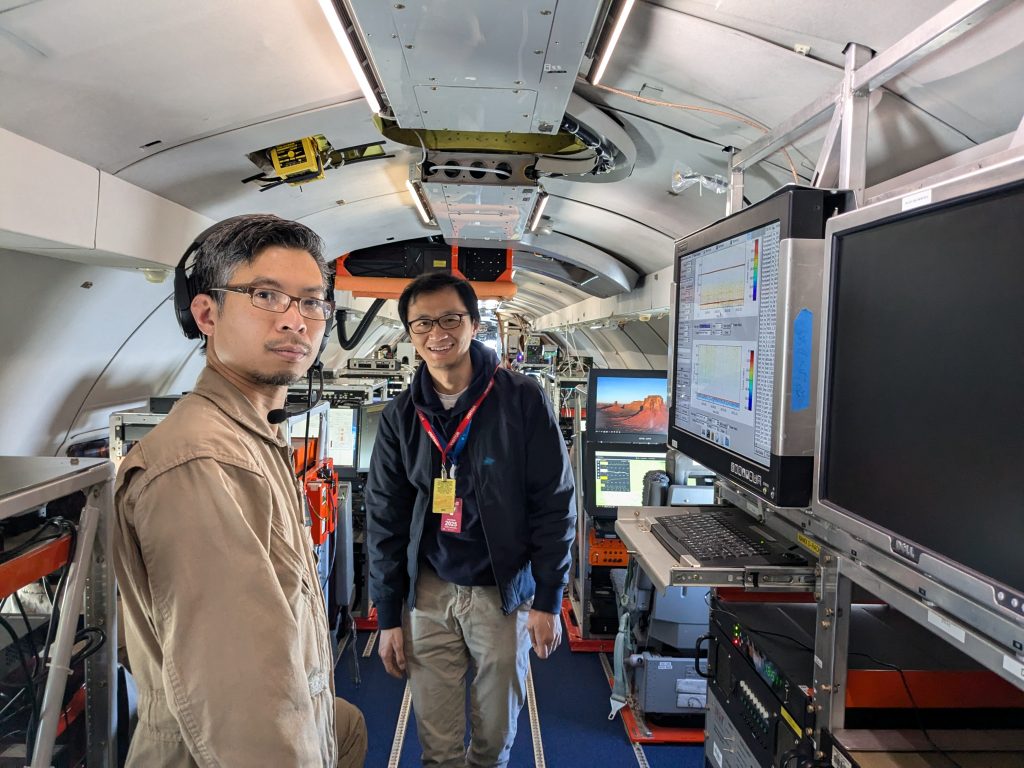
209 285 335 321
408 313 468 335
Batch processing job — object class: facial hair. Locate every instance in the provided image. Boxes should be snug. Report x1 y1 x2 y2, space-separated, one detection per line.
250 370 304 386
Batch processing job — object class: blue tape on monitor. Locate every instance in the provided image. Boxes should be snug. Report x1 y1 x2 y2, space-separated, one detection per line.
791 308 813 412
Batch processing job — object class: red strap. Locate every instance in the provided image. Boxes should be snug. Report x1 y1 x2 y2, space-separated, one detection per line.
416 366 499 466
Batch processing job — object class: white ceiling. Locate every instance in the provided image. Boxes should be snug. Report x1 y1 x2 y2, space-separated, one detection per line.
2 0 1023 321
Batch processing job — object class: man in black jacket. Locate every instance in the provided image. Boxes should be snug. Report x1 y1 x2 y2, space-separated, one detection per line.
364 273 575 767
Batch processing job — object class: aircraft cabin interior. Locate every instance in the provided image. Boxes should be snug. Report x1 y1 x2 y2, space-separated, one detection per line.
1 1 1023 766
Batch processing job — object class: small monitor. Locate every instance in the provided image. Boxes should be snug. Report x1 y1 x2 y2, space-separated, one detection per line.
669 186 851 506
356 402 388 473
326 407 358 469
592 448 667 514
587 369 668 445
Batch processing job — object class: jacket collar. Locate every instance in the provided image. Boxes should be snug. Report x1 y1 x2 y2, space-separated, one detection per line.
191 366 289 447
412 339 500 417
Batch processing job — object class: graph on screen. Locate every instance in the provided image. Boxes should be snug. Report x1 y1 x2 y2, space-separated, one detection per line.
694 239 758 319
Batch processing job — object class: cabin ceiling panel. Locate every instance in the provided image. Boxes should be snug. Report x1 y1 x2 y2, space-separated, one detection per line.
599 4 842 141
889 11 1024 143
647 0 951 68
538 195 676 275
543 118 745 242
618 319 669 358
0 0 362 172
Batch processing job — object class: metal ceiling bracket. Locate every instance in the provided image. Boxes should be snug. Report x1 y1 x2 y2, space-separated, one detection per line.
838 43 873 207
732 0 1013 176
726 148 744 215
811 102 844 189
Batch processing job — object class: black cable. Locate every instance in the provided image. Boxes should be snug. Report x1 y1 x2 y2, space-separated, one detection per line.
70 627 107 666
0 616 38 743
851 650 964 768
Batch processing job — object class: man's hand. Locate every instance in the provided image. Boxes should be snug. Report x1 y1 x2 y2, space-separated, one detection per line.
378 627 407 678
526 609 562 660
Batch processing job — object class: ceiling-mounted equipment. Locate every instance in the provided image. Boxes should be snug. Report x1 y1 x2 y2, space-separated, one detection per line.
243 136 389 191
587 0 636 86
412 152 546 242
337 0 605 134
335 238 516 300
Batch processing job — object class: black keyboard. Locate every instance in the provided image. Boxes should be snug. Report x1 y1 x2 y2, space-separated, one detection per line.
652 512 771 561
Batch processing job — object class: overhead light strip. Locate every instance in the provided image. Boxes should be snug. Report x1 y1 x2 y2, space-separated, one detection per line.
528 190 550 232
317 0 382 115
405 179 436 225
589 0 636 86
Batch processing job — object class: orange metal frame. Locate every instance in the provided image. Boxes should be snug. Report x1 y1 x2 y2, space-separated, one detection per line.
334 248 517 300
0 535 72 599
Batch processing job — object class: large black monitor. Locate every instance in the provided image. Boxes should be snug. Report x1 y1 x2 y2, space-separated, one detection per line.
585 443 667 518
815 161 1024 621
356 401 387 473
669 186 851 506
586 369 668 446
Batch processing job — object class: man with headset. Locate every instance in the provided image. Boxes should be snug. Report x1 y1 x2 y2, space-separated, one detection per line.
113 215 367 767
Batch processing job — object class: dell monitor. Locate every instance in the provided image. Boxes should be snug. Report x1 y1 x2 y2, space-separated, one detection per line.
815 161 1024 621
669 186 851 506
587 369 668 446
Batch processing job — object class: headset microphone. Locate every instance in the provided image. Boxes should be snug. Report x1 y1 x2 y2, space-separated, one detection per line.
267 362 326 424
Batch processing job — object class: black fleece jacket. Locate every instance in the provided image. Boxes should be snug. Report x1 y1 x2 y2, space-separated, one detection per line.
364 340 576 630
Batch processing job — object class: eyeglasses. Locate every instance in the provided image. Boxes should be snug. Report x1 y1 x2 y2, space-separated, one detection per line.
408 313 468 335
209 285 335 321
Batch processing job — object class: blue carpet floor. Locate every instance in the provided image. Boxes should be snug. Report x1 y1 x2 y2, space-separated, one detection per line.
335 631 705 768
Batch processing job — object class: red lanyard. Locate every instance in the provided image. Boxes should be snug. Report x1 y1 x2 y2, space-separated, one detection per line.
416 367 498 475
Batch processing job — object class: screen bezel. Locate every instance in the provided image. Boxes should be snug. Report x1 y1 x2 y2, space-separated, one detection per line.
668 186 848 507
585 368 668 446
813 157 1024 622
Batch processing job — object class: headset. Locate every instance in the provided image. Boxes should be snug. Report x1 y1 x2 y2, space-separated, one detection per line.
174 215 336 423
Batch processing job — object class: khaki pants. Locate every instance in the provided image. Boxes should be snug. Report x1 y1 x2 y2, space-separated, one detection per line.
403 569 531 768
336 697 368 768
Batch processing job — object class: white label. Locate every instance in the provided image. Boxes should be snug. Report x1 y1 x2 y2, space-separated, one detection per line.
832 749 853 768
713 741 723 767
901 189 932 211
1004 655 1024 682
658 661 673 670
814 655 823 669
927 611 966 643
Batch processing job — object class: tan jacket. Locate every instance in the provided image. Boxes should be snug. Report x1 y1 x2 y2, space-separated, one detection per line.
114 367 337 767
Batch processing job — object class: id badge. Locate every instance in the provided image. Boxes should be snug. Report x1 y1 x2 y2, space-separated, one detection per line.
440 498 463 534
432 477 456 514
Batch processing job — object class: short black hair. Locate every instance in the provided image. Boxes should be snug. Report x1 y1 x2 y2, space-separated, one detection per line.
192 214 329 303
398 273 480 329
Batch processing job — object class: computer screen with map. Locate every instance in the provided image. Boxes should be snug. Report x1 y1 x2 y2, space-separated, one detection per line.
669 186 851 506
